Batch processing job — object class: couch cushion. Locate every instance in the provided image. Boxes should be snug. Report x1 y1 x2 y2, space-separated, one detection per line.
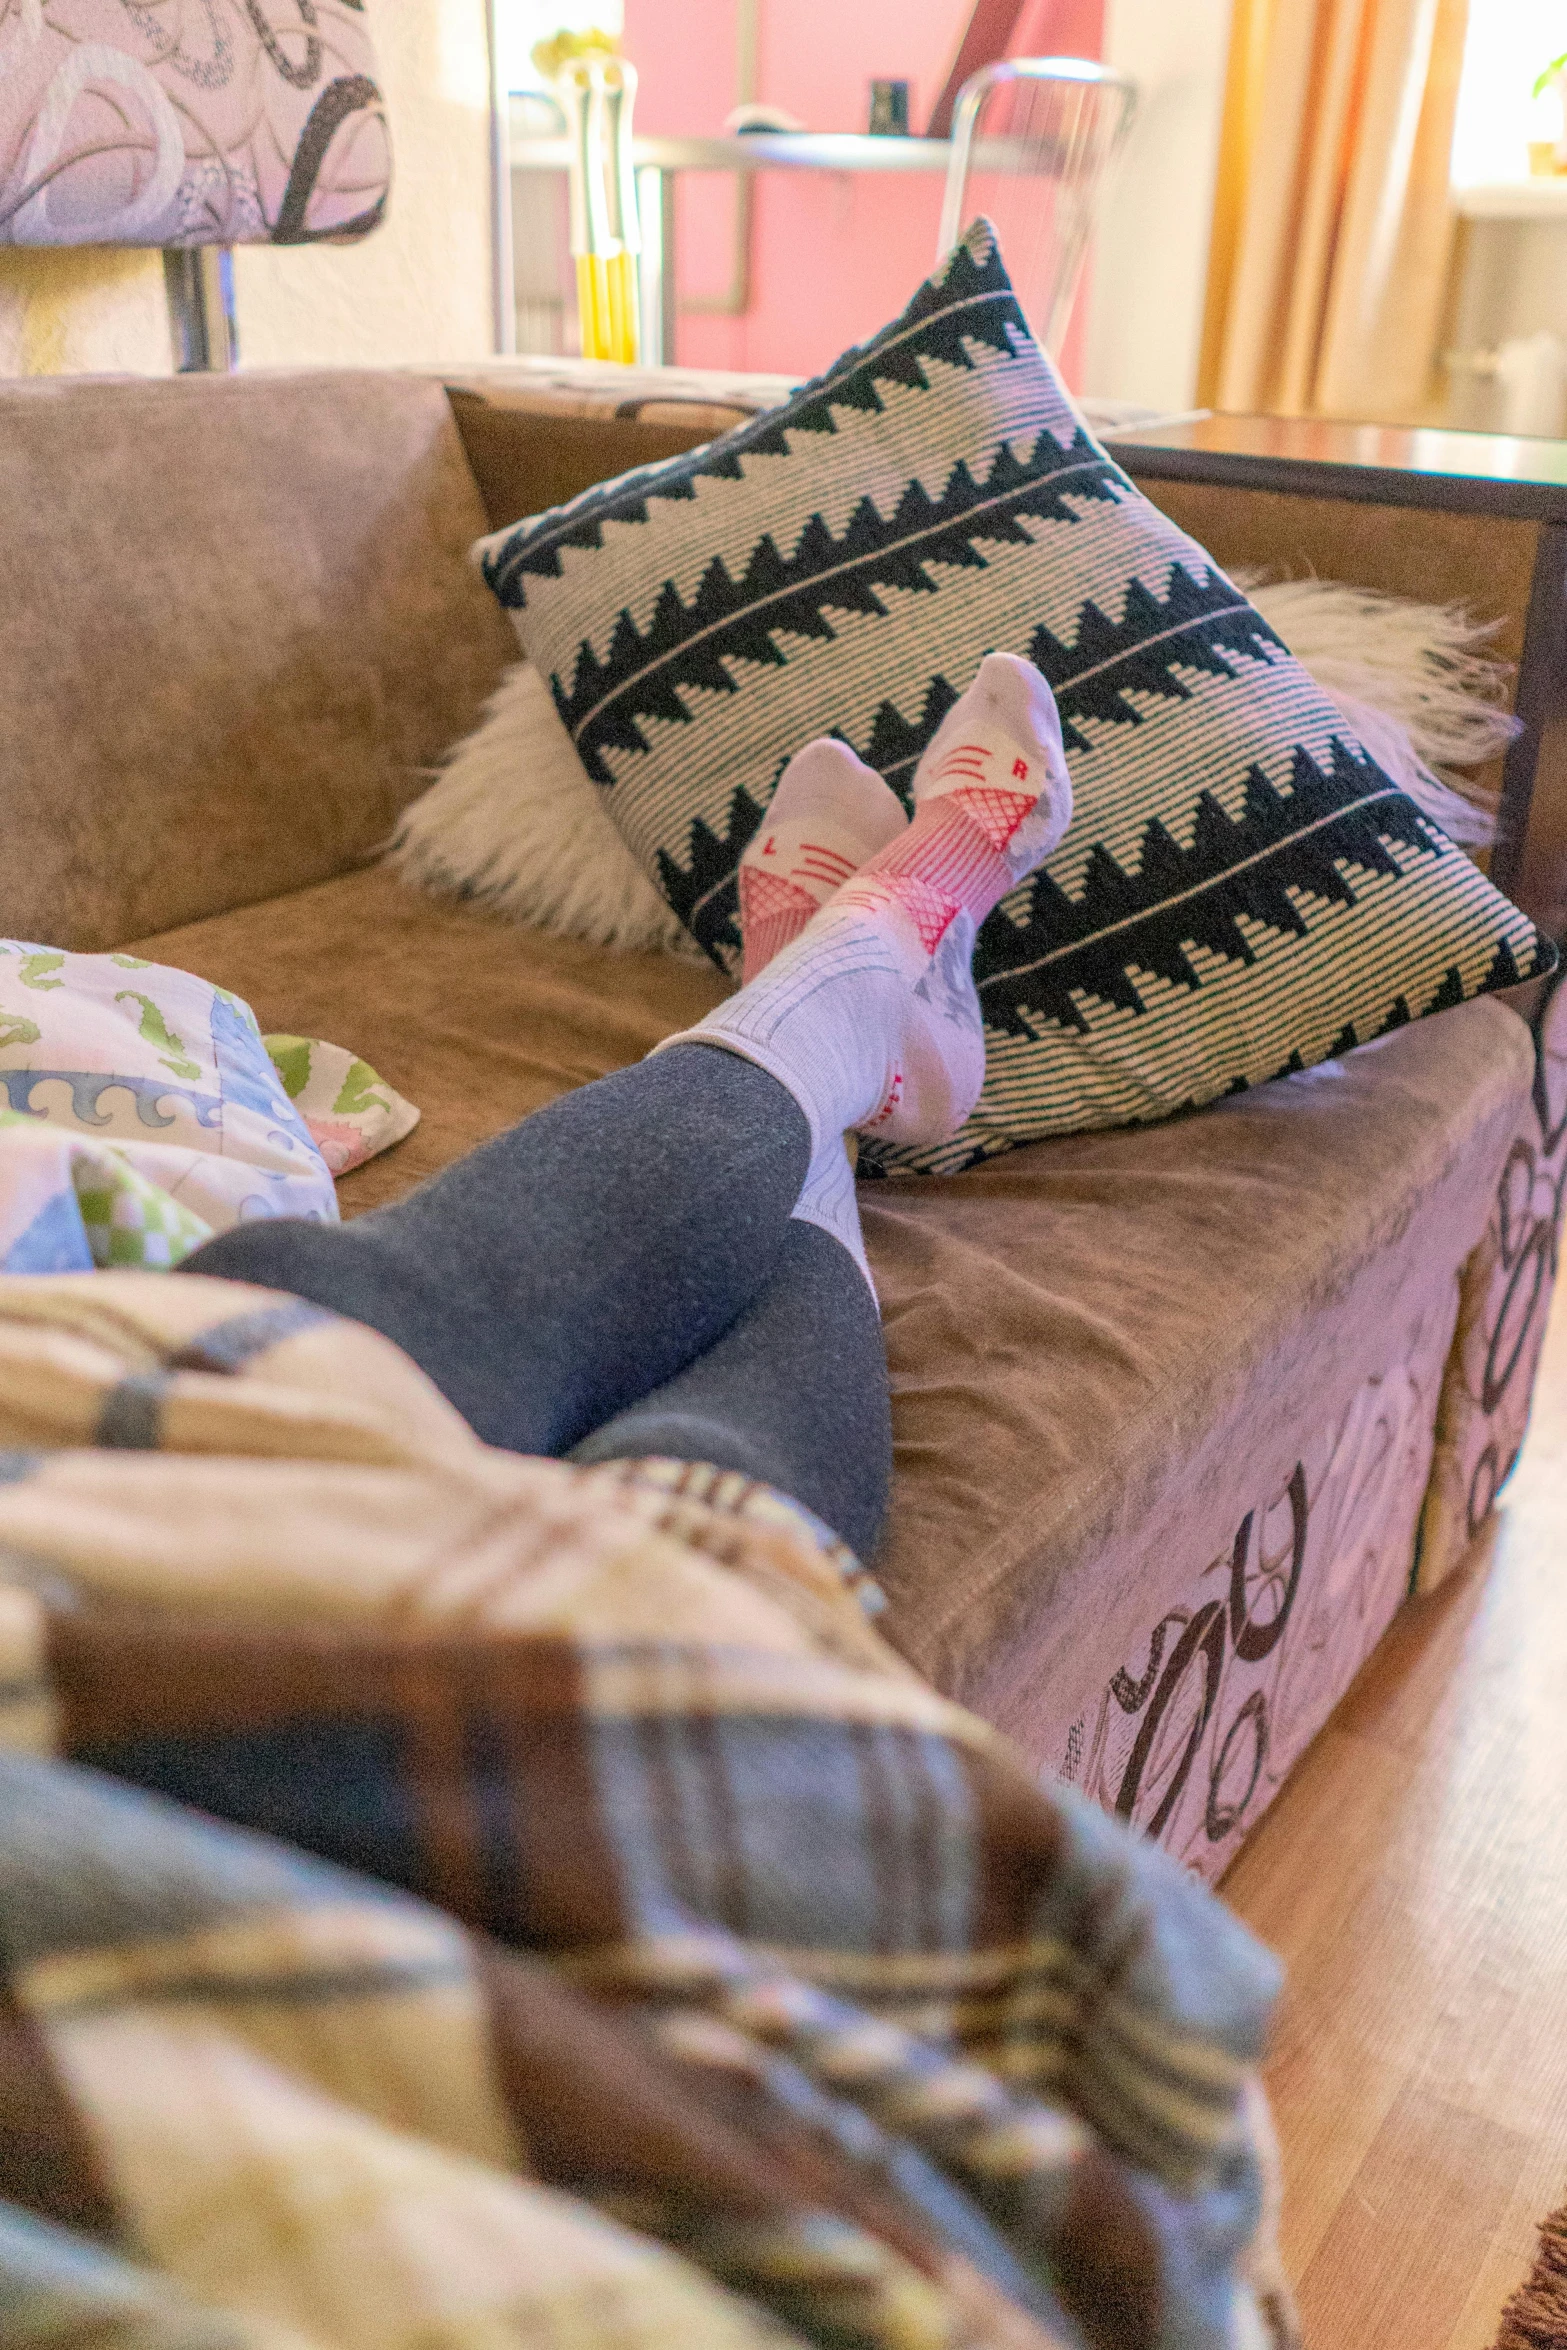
127 867 1535 1773
0 372 515 953
866 1011 1528 1755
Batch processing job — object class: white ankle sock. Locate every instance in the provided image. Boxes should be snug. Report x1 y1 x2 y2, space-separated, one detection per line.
740 739 908 982
733 738 907 1291
788 1121 875 1296
661 656 1072 1296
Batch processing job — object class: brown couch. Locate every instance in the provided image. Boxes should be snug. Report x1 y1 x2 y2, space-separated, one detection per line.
3 365 1562 1882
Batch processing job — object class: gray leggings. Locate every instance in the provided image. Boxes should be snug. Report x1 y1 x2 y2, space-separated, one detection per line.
177 1045 893 1558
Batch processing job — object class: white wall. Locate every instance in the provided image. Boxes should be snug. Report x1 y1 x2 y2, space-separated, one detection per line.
1081 0 1232 412
1 2 500 378
235 0 498 368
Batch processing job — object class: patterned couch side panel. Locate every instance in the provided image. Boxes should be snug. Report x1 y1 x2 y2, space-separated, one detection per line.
1417 964 1567 1590
1054 1289 1460 1885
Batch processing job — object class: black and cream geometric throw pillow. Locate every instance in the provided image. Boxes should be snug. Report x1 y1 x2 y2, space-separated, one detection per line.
477 221 1554 1174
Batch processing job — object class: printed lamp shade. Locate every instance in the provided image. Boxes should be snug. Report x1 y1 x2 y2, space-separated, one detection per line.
0 1 389 246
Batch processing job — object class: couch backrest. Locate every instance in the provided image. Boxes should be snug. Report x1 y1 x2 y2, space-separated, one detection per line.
0 370 516 949
444 385 741 531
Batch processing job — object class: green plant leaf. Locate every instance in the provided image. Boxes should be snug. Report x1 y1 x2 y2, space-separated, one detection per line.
332 1058 387 1119
265 1035 314 1100
114 991 202 1082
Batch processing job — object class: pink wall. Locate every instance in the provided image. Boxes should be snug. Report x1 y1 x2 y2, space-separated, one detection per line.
621 0 1103 381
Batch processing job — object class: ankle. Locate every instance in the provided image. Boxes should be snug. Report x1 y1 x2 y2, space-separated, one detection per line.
864 798 1017 932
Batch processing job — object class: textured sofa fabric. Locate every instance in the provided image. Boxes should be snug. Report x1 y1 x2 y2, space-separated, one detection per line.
0 373 513 950
868 1006 1526 1690
129 869 1535 1872
872 1003 1532 1874
127 867 731 1211
4 365 1552 1878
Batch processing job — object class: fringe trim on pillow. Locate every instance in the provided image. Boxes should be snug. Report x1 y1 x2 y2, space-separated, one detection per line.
388 662 703 959
1244 574 1516 846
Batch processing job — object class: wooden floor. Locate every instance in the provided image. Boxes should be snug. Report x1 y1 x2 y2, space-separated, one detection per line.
1225 1272 1567 2350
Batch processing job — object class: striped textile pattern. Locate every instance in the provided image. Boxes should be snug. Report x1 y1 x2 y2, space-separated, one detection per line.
0 1267 1288 2350
478 220 1553 1175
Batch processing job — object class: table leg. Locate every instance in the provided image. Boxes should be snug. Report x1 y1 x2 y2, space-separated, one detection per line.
635 164 679 366
661 170 679 364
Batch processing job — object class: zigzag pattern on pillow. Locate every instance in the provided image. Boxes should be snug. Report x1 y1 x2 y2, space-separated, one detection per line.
478 220 1552 1173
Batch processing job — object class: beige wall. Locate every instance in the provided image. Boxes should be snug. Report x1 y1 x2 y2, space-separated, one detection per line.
1081 0 1233 413
0 246 168 378
236 0 497 368
0 0 498 378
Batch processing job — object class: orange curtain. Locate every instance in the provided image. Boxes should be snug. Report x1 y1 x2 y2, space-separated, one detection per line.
1198 0 1469 422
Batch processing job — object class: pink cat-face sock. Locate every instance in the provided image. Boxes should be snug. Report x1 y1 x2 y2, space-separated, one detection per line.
666 655 1073 1296
738 739 909 982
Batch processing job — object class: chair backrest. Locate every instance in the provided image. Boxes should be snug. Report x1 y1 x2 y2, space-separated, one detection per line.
937 58 1135 356
0 6 389 248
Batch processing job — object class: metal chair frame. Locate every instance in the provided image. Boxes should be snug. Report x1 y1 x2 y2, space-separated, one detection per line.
937 56 1136 353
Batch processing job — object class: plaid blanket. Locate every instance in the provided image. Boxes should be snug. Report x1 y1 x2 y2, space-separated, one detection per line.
0 1271 1293 2350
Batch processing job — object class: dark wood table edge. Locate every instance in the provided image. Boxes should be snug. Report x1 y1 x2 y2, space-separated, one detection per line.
1113 437 1567 527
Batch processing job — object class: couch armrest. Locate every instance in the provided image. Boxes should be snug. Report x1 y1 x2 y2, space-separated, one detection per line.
1418 955 1567 1587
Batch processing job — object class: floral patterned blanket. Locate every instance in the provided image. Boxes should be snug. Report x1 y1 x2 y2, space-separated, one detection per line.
0 943 417 1272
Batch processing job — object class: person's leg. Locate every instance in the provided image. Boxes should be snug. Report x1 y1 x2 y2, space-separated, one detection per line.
660 653 1073 1234
180 654 1069 1531
177 731 918 1456
571 1217 891 1560
178 1044 811 1458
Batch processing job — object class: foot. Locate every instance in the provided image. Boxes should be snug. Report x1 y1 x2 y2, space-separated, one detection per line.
827 650 1073 1142
739 739 908 981
876 648 1075 909
671 654 1072 1153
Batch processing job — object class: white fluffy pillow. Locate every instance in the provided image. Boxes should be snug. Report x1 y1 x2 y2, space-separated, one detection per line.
1234 576 1512 848
390 664 698 957
390 581 1515 956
